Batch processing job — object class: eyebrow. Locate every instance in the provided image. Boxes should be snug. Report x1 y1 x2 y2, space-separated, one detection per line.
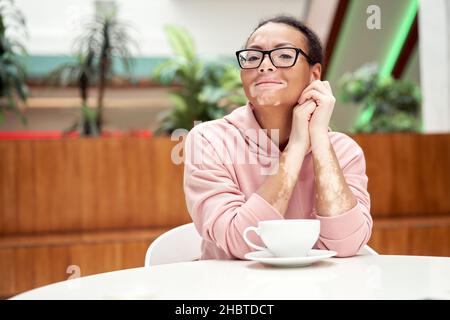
247 42 295 49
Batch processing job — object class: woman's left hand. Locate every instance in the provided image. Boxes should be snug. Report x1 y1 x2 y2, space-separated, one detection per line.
298 80 336 137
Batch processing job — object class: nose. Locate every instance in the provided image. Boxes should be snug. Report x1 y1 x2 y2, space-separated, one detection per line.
258 53 276 72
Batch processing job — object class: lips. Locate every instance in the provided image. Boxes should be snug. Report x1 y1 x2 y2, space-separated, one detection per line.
256 79 283 86
256 83 283 88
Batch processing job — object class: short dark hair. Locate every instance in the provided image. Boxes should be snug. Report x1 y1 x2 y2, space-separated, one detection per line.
246 15 323 66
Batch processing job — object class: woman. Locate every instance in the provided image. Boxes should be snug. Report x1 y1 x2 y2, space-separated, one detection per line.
183 15 372 260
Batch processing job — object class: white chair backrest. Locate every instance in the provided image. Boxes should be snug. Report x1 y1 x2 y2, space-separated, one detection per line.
145 223 203 267
145 223 378 266
359 245 379 255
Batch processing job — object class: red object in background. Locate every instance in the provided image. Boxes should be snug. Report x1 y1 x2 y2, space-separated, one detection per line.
128 129 153 138
0 130 152 140
0 131 79 140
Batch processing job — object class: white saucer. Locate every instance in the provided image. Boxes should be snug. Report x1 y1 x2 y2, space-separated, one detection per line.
244 249 337 267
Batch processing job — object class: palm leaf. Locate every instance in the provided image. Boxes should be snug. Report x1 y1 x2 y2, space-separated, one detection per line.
164 25 195 60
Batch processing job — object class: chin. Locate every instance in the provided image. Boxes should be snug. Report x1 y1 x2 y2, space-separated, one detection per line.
251 101 292 109
251 95 283 107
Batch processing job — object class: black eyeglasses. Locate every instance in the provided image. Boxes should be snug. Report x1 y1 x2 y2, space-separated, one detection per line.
235 47 313 69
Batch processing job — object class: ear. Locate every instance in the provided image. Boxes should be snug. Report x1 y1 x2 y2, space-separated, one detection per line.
309 63 322 82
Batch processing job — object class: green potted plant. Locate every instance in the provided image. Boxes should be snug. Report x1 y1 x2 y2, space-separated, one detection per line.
339 63 422 133
48 1 136 136
0 0 28 125
48 52 99 135
152 25 246 134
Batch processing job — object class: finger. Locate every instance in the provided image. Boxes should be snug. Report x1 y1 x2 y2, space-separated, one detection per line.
293 100 317 121
300 99 317 108
301 100 318 119
304 100 318 113
298 92 316 106
300 80 330 99
294 99 316 111
301 89 325 105
299 80 331 103
294 101 317 119
307 103 318 121
323 81 333 95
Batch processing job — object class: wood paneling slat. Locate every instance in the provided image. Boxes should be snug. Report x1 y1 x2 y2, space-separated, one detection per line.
79 138 101 230
0 142 18 233
17 141 36 234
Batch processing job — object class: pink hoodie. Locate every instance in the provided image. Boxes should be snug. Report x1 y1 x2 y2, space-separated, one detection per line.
183 103 372 259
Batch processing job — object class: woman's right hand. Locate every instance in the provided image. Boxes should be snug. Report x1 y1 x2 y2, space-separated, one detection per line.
287 99 318 153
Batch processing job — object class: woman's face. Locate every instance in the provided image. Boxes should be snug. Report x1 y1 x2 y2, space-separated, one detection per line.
240 22 321 109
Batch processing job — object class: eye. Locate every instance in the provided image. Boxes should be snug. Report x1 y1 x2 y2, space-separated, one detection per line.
279 54 294 59
247 55 260 61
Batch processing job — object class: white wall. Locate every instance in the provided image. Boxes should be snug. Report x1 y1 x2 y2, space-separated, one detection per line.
15 0 310 56
419 0 450 133
306 0 338 46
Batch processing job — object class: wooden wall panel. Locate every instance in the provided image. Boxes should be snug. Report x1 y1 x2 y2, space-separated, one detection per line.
0 228 166 299
417 135 450 214
352 133 450 217
1 134 449 235
0 137 192 235
369 216 450 256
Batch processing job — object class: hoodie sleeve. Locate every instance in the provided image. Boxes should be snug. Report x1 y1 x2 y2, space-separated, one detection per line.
183 124 283 259
313 135 373 257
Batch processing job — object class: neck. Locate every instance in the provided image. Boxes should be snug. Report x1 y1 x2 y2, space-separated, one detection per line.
251 104 293 152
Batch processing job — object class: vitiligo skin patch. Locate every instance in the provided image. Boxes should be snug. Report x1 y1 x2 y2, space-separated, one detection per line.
249 81 287 107
312 140 357 216
272 146 302 211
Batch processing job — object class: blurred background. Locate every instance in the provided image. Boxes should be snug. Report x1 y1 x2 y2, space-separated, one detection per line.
0 0 449 298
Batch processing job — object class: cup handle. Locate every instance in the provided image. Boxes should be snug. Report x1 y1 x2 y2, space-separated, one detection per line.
243 226 267 251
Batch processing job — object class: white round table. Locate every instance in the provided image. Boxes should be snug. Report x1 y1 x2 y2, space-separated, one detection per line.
11 255 450 300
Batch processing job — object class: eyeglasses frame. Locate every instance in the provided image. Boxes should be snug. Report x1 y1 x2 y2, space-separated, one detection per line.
235 47 314 69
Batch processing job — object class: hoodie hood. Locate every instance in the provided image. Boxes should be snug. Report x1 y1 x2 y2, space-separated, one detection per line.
223 102 281 158
223 101 330 157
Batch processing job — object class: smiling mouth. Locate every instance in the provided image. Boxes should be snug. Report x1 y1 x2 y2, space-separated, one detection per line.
255 83 286 89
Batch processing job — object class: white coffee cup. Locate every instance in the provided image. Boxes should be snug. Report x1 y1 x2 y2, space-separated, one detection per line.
243 219 320 257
